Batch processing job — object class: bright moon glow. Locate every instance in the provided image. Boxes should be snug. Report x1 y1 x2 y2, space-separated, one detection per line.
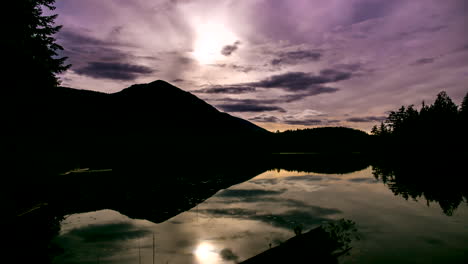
192 23 237 64
194 242 218 264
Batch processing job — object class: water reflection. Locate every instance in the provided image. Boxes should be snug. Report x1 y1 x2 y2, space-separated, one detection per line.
194 242 218 264
51 167 366 263
372 160 468 216
49 163 468 263
13 153 468 263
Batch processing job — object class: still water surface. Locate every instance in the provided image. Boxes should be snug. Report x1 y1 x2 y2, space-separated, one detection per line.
52 166 468 263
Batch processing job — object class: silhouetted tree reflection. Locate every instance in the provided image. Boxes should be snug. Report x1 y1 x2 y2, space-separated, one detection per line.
372 160 468 216
369 90 468 215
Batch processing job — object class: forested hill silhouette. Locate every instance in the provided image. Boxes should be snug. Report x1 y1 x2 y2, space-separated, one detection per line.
274 127 370 153
51 79 266 136
370 90 468 159
11 80 270 166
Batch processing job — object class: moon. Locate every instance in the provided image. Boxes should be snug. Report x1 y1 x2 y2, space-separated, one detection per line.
192 23 237 64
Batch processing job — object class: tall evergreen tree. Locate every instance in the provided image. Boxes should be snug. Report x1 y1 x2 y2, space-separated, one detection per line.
6 0 69 96
460 91 468 121
430 91 458 116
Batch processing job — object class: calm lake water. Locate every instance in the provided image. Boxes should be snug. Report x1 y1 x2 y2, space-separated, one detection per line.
52 166 468 264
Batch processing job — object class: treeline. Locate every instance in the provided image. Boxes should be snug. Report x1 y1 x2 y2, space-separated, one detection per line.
272 127 371 153
371 91 468 156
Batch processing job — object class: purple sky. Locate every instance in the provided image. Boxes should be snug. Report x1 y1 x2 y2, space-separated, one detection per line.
53 0 468 131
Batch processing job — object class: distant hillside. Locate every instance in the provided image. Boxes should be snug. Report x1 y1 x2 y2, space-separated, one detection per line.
10 80 270 171
47 80 267 135
111 80 266 133
274 127 371 153
9 80 374 173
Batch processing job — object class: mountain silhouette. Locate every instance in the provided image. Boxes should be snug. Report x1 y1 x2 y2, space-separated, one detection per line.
48 79 267 137
10 80 270 171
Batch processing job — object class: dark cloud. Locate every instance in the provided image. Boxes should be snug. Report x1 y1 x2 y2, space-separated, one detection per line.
172 78 184 83
193 85 256 94
332 63 363 72
221 41 241 56
217 189 286 198
249 115 281 123
283 119 323 126
217 104 286 113
351 0 403 24
198 70 344 103
57 27 162 82
230 64 255 72
398 25 447 39
279 88 339 102
57 28 134 67
251 71 350 91
58 29 110 46
177 56 196 65
74 62 154 80
213 98 279 104
209 63 256 73
271 50 322 66
346 116 386 123
220 248 239 262
200 79 340 115
66 223 150 243
411 58 435 65
327 120 341 124
249 114 340 126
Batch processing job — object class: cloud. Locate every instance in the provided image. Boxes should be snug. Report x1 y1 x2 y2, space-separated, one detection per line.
198 70 344 100
271 50 322 66
221 40 241 56
350 0 404 24
56 28 139 67
398 25 447 39
58 28 111 47
346 116 386 123
74 62 155 80
250 71 350 91
249 113 341 126
249 115 281 123
217 104 286 113
283 119 323 126
411 57 435 65
193 85 256 94
209 63 256 73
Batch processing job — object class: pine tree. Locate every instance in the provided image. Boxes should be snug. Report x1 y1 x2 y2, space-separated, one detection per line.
430 91 458 115
460 91 468 120
6 0 70 95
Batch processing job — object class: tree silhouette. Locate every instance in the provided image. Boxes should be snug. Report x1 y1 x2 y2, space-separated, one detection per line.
430 91 458 115
371 91 467 155
6 0 69 95
460 91 468 121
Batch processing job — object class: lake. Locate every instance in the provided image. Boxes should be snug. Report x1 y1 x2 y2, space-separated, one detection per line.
50 160 468 264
